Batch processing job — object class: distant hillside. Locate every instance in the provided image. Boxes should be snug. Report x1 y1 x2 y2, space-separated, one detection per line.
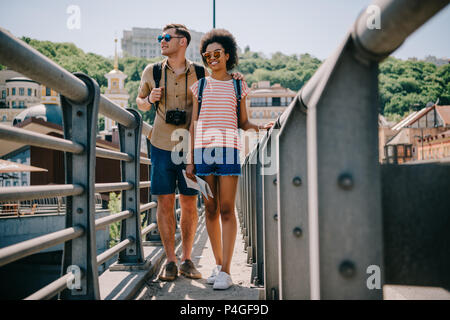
1 38 448 124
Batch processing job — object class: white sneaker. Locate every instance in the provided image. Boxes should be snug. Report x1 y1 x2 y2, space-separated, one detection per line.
213 271 233 290
206 265 222 285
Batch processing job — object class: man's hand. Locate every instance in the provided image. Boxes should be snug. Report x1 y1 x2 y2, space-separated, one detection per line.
149 87 164 104
186 164 197 182
231 72 245 81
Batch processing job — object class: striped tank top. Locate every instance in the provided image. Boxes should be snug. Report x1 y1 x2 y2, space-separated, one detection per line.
191 76 250 151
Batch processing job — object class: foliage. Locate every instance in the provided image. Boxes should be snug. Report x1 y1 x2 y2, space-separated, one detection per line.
379 57 449 117
108 192 121 247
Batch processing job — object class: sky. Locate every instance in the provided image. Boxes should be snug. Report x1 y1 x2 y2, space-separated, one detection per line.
0 0 449 61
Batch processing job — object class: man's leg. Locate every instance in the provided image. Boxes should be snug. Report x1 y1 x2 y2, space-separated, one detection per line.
179 194 198 262
156 194 177 263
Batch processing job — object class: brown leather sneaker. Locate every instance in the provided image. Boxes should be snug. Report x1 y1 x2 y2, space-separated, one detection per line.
179 259 202 279
159 262 178 281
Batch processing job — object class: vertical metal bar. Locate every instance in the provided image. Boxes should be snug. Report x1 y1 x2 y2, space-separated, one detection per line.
118 109 145 264
213 0 216 28
60 73 100 300
252 143 265 286
304 34 383 299
276 101 310 300
261 130 280 299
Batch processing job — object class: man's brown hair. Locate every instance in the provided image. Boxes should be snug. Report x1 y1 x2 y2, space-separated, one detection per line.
163 23 191 47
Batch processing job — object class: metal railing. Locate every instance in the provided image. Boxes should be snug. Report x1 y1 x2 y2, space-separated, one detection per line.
0 26 204 300
237 0 450 300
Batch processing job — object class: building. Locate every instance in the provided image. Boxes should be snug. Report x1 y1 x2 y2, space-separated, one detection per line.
417 130 450 161
121 27 204 62
242 81 297 156
382 104 450 164
102 39 130 136
0 71 41 125
0 70 61 126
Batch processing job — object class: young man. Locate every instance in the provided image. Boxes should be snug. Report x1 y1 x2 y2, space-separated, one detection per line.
136 24 243 281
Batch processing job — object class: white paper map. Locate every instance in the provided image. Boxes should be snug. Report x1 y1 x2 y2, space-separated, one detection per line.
182 170 214 200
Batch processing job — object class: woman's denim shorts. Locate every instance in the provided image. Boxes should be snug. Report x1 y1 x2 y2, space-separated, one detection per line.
194 147 241 177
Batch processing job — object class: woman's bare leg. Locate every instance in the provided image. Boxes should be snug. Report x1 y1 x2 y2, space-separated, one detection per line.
218 175 239 275
203 175 222 266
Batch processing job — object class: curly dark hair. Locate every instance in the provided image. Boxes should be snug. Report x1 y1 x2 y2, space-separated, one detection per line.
200 29 238 71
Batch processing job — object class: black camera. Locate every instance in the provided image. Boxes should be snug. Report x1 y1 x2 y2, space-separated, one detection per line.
166 109 187 126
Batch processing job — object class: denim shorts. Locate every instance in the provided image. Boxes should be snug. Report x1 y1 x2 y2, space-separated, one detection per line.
194 147 241 177
150 144 198 196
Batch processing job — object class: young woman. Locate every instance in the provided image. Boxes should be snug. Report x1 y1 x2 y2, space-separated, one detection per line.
187 29 273 290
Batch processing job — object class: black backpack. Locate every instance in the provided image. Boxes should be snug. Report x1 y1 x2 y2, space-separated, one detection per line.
152 61 205 111
197 77 242 128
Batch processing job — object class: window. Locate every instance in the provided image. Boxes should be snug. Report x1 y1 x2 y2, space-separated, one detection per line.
272 97 281 106
34 89 37 96
2 115 6 122
6 88 9 96
19 88 24 96
28 88 32 96
19 101 25 108
397 145 404 157
46 87 51 96
12 88 16 95
1 90 5 99
12 101 17 108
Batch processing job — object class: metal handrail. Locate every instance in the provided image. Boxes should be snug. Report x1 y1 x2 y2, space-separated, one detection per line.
96 236 135 266
0 25 167 300
0 225 84 267
0 185 84 202
95 210 133 230
0 124 84 154
24 272 79 300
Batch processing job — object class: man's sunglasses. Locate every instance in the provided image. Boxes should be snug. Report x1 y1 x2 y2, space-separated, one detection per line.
202 50 224 60
157 34 184 43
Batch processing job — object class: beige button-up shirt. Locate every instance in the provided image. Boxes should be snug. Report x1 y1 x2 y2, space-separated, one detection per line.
138 58 208 152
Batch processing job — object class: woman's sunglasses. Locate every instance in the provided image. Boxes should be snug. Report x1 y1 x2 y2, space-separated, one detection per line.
157 34 184 43
202 50 224 60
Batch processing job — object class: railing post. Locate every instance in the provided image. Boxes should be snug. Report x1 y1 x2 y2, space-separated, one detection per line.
60 73 100 300
261 126 281 300
250 143 264 286
276 100 310 300
302 34 383 299
117 109 145 265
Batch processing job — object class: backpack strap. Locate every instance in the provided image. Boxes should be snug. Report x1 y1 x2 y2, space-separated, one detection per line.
233 79 242 129
193 63 206 81
152 62 163 110
197 77 207 117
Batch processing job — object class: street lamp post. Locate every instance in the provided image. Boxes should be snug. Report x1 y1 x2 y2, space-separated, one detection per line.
213 0 216 28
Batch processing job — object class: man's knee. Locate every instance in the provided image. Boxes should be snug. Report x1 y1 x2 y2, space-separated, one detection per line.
157 194 175 214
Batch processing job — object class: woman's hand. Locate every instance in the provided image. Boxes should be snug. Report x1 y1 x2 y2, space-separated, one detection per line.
259 121 275 131
231 72 245 81
186 164 197 182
